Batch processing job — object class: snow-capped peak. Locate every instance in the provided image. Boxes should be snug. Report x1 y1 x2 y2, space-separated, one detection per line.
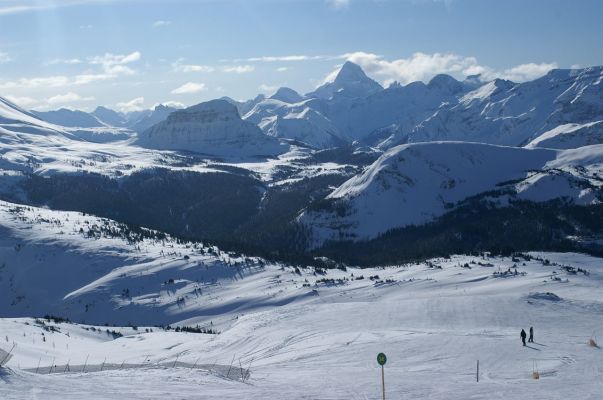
307 61 383 100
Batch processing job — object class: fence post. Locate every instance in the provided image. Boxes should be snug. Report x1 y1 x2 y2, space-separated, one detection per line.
476 360 479 382
226 354 235 379
247 357 254 382
101 357 106 371
35 357 41 374
82 354 89 373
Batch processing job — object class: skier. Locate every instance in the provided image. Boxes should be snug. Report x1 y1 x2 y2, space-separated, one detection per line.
528 327 534 343
521 329 527 346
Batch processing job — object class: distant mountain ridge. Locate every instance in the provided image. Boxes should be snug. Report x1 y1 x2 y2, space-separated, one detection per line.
27 63 603 152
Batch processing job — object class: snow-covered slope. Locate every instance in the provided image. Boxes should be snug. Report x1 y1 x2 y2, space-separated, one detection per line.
526 121 603 149
1 251 603 399
0 96 69 137
137 99 287 158
33 109 107 128
300 141 603 245
244 97 347 149
0 200 288 326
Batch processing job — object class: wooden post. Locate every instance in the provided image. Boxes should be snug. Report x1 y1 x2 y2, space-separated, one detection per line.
477 360 479 382
35 357 41 374
82 354 89 373
381 365 385 400
101 357 106 371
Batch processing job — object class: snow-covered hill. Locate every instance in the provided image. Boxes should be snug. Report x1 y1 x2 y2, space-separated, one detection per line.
300 141 603 245
0 96 70 137
526 121 603 149
0 200 289 326
137 99 288 158
1 249 603 399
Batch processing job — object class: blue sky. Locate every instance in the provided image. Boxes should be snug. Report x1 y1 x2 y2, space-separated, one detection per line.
0 0 601 112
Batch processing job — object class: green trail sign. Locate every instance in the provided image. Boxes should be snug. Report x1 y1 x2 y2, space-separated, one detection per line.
377 352 387 366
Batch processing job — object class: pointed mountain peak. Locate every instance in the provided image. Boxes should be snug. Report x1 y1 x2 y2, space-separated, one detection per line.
334 61 368 82
308 61 383 100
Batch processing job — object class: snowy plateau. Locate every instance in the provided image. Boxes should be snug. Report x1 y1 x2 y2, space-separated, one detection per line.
0 61 603 399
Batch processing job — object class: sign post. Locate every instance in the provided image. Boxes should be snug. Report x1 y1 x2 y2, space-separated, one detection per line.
377 352 387 400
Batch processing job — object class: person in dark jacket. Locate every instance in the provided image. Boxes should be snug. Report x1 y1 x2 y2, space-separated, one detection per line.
528 327 534 343
521 329 527 346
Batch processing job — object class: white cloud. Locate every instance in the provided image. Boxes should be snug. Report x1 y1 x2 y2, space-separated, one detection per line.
246 55 324 62
171 82 207 94
330 51 557 86
0 1 122 17
0 50 142 90
0 5 34 15
172 59 214 73
88 51 141 76
47 92 95 105
4 95 38 108
116 97 145 113
276 67 289 72
327 0 350 9
258 84 278 93
498 62 558 82
73 73 114 85
79 24 93 30
0 76 70 90
223 65 255 73
0 52 12 63
153 20 171 28
46 58 82 65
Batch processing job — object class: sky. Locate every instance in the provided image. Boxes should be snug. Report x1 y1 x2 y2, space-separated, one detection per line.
0 0 602 113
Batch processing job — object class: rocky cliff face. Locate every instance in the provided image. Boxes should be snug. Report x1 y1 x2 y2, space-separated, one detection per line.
136 99 287 158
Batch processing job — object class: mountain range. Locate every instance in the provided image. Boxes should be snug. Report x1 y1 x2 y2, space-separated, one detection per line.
1 61 602 265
